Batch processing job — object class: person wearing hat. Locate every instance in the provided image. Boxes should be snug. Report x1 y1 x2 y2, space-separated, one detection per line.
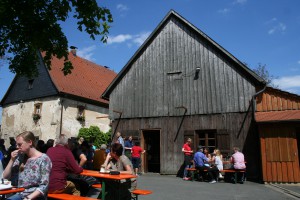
182 138 193 181
194 145 219 183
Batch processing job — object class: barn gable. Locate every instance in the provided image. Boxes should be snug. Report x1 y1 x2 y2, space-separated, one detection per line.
103 10 265 119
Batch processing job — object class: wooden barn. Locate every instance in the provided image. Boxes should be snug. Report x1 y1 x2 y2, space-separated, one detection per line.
255 87 300 183
102 10 268 180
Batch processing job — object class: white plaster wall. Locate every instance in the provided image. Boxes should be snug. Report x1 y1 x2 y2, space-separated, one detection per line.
1 97 110 146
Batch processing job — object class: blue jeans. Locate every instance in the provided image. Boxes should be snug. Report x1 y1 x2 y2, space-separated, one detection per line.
6 194 22 200
183 155 192 178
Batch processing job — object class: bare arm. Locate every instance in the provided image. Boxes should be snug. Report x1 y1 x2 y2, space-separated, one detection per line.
79 153 87 167
3 150 19 179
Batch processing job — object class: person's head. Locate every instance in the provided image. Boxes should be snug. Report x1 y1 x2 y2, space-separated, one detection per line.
16 131 36 153
78 137 84 143
233 147 240 153
203 147 209 154
100 144 107 150
110 143 123 159
128 136 132 141
214 149 221 156
81 141 90 151
47 139 54 147
197 145 203 152
56 134 68 146
186 138 192 145
10 138 16 146
0 139 5 145
116 132 121 138
134 141 140 146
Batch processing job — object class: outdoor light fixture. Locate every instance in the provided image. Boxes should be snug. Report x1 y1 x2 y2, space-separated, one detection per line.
194 67 200 80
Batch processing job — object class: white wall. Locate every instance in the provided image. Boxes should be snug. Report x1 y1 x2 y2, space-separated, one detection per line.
1 96 110 146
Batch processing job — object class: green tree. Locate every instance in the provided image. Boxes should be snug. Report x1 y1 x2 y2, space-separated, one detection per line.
0 0 113 78
78 126 111 149
252 63 278 88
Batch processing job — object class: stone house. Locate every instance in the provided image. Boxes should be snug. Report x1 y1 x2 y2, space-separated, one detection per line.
0 50 116 145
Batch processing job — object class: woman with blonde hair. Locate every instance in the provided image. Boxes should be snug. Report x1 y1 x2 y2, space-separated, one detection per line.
3 131 52 200
212 148 223 178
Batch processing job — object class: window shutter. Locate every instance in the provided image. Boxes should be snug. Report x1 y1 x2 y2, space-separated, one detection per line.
216 129 230 157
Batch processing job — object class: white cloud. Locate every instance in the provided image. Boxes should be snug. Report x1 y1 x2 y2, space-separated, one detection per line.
133 32 151 46
218 8 230 14
298 60 300 64
273 76 300 92
233 0 247 4
76 45 97 61
267 19 286 35
106 32 151 46
107 34 132 44
116 4 128 12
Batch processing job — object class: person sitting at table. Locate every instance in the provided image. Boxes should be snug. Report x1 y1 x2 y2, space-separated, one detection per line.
230 147 246 183
47 134 83 196
194 145 219 183
211 149 223 178
103 143 136 200
3 131 52 200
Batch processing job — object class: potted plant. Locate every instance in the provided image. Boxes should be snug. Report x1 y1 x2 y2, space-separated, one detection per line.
32 113 41 121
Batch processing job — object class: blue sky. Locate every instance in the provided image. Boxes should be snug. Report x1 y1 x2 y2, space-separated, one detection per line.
1 0 300 123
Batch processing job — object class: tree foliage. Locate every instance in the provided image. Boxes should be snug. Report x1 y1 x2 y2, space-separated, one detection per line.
0 0 113 78
78 126 111 148
252 63 278 88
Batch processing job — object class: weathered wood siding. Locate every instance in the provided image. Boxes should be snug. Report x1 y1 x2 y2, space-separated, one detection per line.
113 112 260 179
259 124 300 183
109 17 256 119
256 87 300 112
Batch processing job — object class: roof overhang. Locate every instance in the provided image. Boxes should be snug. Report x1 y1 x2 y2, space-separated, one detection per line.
255 110 300 123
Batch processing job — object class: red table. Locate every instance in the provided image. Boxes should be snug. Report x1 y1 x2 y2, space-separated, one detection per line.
0 187 25 200
81 170 136 200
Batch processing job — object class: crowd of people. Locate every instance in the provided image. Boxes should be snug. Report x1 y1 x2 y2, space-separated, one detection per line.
0 131 145 200
182 138 246 184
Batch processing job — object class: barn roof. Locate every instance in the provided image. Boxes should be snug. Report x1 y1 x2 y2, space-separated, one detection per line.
102 9 265 100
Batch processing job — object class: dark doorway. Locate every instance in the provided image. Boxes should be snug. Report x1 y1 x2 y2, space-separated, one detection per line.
142 130 160 173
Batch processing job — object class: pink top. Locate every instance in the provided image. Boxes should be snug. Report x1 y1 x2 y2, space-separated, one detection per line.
231 151 246 169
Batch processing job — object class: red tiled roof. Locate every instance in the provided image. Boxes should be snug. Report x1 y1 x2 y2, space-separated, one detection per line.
255 110 300 122
47 52 117 105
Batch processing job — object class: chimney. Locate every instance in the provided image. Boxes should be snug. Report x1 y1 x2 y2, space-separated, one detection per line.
70 46 78 56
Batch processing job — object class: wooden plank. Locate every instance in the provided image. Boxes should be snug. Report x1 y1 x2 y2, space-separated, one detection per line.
282 162 288 182
259 128 268 182
287 160 294 182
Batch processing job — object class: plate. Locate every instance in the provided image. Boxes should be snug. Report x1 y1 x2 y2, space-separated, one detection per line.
0 184 13 191
99 171 110 174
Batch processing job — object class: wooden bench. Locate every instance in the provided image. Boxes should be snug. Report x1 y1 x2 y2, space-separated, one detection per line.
221 169 246 184
48 193 98 200
131 189 152 200
186 167 246 183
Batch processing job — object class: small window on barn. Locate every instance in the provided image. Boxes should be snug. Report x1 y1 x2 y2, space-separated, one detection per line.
196 130 216 153
28 79 34 90
77 105 85 122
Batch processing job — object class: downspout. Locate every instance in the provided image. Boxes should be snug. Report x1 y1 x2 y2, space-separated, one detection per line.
174 106 187 142
252 84 267 121
59 99 64 136
111 110 123 141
